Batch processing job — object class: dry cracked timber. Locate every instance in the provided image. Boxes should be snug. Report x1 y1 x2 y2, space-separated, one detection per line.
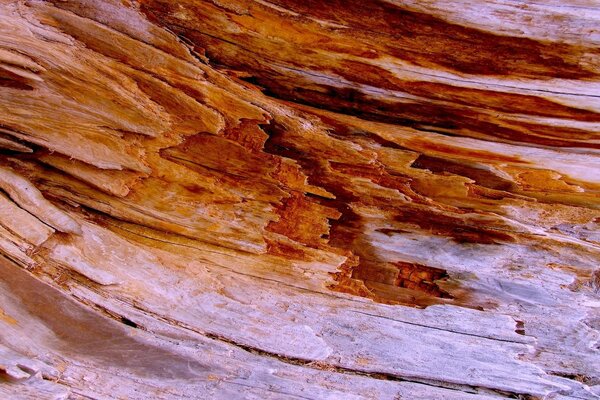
0 0 599 399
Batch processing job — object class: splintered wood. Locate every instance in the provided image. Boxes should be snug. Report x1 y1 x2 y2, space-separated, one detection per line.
0 1 599 399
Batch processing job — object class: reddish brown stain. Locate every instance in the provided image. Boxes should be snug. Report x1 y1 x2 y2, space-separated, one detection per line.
80 0 596 313
265 237 312 261
223 119 270 153
335 61 600 123
392 261 452 299
138 0 599 80
238 75 600 149
405 138 524 164
411 154 516 191
264 0 597 79
267 192 341 247
391 208 516 245
137 0 600 151
0 68 35 91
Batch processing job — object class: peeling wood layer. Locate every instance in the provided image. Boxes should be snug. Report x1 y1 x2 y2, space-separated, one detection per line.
0 0 599 399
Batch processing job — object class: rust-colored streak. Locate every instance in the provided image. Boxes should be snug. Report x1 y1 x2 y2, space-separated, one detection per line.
276 0 597 78
0 0 597 352
390 208 516 245
2 1 600 398
411 155 516 191
137 0 600 150
0 68 35 91
245 74 600 149
392 262 452 299
334 61 600 123
404 139 524 164
140 0 599 79
267 192 341 248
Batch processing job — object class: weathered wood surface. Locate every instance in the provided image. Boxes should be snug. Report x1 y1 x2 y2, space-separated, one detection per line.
0 0 599 398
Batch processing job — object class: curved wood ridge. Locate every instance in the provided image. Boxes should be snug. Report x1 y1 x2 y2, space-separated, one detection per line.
0 1 599 399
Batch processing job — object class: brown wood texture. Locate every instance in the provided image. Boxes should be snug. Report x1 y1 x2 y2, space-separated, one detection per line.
0 1 599 398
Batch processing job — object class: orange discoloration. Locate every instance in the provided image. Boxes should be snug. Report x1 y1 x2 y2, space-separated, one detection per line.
0 307 17 325
505 167 584 193
139 0 600 151
268 192 341 248
3 0 598 319
405 138 524 164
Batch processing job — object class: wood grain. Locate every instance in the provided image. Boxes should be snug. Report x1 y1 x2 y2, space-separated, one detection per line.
0 0 598 398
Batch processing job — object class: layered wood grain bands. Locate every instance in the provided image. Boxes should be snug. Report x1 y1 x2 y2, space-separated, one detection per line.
0 1 599 399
